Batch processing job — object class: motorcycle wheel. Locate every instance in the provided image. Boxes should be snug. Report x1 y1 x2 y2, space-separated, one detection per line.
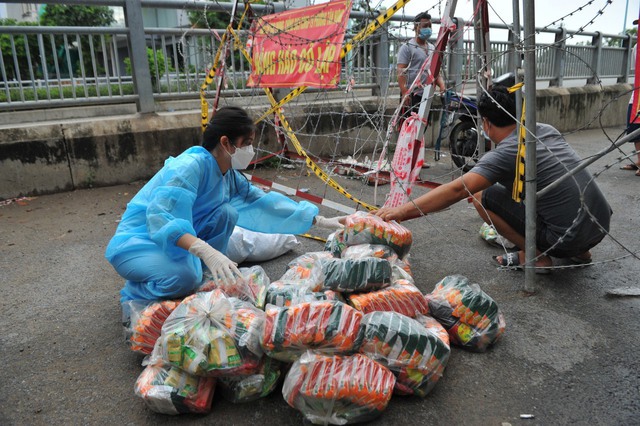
449 120 489 172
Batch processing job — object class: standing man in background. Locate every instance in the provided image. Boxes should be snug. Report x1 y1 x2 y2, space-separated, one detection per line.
397 12 446 120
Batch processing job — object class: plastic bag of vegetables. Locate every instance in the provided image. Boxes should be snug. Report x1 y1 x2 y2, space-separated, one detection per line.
124 299 181 355
198 265 270 309
217 356 283 403
321 257 392 293
358 311 450 397
342 212 413 259
152 289 264 376
346 279 428 318
134 358 216 414
265 280 344 308
425 275 506 352
282 351 396 425
260 300 363 362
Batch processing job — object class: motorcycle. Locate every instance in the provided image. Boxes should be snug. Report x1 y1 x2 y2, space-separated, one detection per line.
436 73 516 172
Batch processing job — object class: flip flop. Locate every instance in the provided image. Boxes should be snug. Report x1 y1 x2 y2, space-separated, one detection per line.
620 163 639 171
493 251 521 267
493 252 552 275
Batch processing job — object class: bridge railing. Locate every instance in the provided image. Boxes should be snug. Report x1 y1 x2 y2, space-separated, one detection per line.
0 0 636 114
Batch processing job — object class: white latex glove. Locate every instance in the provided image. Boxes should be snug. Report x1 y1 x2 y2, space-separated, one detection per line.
314 215 346 230
188 238 241 285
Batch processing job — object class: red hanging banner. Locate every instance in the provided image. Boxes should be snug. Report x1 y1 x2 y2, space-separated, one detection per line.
247 0 351 89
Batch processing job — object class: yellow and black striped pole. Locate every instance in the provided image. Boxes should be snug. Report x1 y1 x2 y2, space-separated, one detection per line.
509 82 526 202
200 3 252 131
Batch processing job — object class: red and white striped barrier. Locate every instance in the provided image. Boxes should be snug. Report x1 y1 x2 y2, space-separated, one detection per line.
243 173 358 214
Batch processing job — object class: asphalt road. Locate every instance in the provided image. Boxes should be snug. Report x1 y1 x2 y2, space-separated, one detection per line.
0 126 638 425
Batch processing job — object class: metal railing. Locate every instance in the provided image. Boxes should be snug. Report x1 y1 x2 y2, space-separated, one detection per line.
0 0 636 113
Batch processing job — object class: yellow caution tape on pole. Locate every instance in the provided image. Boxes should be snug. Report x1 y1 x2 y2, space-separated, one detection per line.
199 31 229 132
509 82 526 202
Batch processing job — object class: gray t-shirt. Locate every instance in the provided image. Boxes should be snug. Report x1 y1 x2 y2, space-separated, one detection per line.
471 123 612 246
397 39 435 96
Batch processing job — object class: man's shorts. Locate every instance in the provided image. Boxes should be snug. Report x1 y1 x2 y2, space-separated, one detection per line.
481 184 602 258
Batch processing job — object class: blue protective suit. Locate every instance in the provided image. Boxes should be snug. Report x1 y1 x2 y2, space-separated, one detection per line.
105 146 318 302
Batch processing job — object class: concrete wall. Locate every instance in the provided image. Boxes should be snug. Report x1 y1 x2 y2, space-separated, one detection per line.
0 83 632 200
535 84 631 133
0 114 200 199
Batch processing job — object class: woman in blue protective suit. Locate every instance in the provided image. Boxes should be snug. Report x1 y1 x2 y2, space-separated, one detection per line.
105 106 341 303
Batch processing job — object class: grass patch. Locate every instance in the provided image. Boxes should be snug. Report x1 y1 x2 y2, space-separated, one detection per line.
0 83 136 102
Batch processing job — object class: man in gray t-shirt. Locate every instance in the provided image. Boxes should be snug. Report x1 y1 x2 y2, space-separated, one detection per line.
397 12 445 118
374 85 612 272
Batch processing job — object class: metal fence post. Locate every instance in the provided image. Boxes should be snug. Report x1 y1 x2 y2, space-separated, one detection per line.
549 28 566 87
507 25 517 73
618 35 631 84
123 0 155 113
372 17 390 97
523 0 537 293
586 31 602 85
447 17 464 88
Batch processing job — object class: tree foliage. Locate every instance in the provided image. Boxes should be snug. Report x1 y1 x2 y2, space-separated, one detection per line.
124 47 173 87
0 19 41 80
40 5 115 27
38 5 115 77
605 27 637 47
188 0 229 30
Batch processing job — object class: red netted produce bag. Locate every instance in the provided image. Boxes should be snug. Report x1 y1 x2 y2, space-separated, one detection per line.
346 279 428 318
123 299 181 355
282 351 396 425
152 289 264 376
358 311 450 397
134 359 215 414
198 265 270 309
342 212 412 259
425 275 506 352
260 300 364 362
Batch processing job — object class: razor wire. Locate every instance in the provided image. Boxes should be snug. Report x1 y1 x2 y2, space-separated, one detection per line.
181 0 637 273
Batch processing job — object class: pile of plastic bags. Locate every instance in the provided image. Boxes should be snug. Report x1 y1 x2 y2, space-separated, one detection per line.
123 212 506 423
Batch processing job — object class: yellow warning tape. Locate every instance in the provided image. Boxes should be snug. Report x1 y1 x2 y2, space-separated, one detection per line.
298 233 328 243
200 1 415 209
254 0 414 123
200 31 228 132
509 82 526 202
227 29 376 211
263 83 377 211
200 4 252 131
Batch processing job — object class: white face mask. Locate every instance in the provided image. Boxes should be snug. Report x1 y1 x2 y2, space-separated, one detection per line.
480 119 491 142
230 144 255 170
